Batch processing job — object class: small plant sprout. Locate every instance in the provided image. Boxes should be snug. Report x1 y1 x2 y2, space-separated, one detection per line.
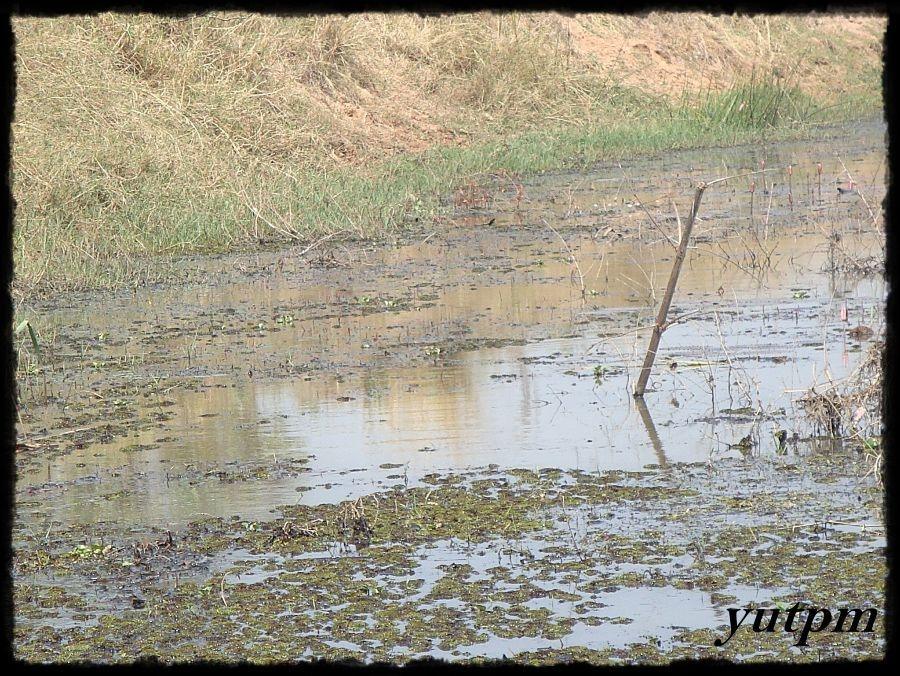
773 428 788 454
817 162 823 201
15 319 42 357
275 313 295 325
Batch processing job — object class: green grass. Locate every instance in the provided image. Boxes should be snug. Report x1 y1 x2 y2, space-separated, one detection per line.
14 79 880 295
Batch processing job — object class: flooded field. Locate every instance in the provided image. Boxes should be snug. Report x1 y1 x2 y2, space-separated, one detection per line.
14 121 886 663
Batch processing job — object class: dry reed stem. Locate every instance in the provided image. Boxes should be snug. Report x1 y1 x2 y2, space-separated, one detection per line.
836 155 881 228
541 217 586 298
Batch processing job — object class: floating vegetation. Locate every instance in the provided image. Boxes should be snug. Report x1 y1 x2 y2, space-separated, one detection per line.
13 459 884 664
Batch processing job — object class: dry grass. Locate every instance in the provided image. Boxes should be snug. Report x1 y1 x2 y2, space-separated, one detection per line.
12 12 885 293
800 338 883 445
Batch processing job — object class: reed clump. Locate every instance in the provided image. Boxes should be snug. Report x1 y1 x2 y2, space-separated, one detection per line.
800 338 883 442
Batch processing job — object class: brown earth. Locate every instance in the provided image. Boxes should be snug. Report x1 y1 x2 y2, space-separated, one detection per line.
13 12 884 171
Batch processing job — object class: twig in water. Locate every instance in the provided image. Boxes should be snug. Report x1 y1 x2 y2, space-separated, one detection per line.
296 231 341 258
836 155 880 228
630 165 777 398
633 193 677 247
541 218 585 297
671 198 682 243
584 310 707 355
220 573 228 607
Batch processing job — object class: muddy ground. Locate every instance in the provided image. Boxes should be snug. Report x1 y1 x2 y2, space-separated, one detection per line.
14 121 887 663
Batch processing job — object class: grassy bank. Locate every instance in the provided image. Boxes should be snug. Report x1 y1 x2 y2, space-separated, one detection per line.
12 12 884 294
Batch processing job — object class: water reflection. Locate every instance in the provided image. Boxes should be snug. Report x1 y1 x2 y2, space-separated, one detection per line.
634 397 668 468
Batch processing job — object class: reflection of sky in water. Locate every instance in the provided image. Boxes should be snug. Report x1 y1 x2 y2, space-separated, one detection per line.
253 289 881 473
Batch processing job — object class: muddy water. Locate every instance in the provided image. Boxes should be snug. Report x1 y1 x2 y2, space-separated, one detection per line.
19 233 884 527
14 121 886 662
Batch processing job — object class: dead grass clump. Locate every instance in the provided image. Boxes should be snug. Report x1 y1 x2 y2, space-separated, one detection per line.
830 251 884 277
297 18 376 94
799 338 883 442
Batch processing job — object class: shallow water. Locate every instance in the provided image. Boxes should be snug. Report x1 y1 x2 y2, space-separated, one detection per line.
18 231 884 527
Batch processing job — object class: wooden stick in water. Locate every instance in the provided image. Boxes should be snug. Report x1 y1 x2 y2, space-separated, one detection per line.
631 167 777 398
634 182 706 397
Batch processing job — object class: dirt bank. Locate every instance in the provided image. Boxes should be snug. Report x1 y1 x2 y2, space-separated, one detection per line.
12 12 884 292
